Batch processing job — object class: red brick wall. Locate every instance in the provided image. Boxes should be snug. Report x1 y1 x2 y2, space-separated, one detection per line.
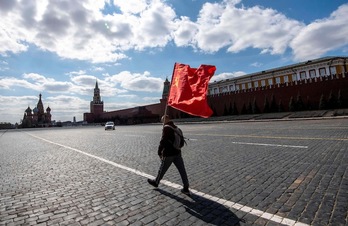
208 74 348 116
85 74 348 122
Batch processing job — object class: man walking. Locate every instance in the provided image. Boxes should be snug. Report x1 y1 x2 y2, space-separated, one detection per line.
148 115 190 195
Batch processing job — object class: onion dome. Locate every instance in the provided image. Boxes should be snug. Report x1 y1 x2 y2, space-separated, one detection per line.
25 106 32 113
33 107 39 113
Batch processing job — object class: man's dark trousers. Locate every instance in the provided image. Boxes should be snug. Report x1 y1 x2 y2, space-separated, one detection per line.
155 154 189 188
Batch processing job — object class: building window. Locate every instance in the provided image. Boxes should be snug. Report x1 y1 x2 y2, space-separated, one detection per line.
275 77 281 84
309 69 316 78
300 71 306 80
268 79 273 85
261 80 266 87
229 84 235 91
330 66 337 75
236 85 240 91
247 82 252 89
292 74 297 81
241 84 246 90
214 88 218 94
284 76 289 83
222 86 228 92
254 81 258 88
319 68 326 76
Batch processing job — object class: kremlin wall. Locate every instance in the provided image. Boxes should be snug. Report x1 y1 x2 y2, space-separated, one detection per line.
84 56 348 124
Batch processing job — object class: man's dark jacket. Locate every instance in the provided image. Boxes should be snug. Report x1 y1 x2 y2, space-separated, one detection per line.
158 121 181 157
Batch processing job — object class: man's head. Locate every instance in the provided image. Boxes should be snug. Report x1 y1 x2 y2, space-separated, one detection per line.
161 115 171 124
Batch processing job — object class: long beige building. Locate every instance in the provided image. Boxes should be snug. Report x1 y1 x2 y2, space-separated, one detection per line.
209 56 347 95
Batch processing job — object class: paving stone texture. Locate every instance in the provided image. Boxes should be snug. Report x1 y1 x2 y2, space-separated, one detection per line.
0 119 347 225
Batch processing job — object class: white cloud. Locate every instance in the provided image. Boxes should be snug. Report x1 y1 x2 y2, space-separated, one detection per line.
0 94 90 123
290 4 348 61
210 71 246 82
250 62 263 67
0 60 9 71
105 71 163 92
173 16 198 48
0 76 41 90
113 0 148 14
45 95 90 122
189 1 304 54
132 1 176 50
0 95 38 123
1 0 347 64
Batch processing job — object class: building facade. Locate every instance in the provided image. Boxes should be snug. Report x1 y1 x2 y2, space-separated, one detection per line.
22 93 52 128
207 56 348 116
83 56 348 124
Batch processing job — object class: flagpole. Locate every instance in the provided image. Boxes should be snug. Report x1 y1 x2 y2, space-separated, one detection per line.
163 62 177 126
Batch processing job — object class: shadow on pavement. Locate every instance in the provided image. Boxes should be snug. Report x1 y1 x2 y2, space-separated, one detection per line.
156 189 245 225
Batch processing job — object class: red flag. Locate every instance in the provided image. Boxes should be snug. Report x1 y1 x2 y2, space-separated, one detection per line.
168 63 216 118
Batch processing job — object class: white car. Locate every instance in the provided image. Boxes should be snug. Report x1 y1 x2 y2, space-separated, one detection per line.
105 121 115 130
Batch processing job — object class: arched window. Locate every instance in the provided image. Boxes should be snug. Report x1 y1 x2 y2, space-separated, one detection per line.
300 71 306 80
319 68 326 76
329 66 336 75
309 69 316 78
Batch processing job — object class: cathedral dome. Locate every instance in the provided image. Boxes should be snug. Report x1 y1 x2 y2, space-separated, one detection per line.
33 107 39 113
25 106 32 113
46 106 51 112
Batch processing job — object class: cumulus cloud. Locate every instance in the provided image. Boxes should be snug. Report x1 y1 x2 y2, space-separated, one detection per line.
0 95 39 123
188 1 304 54
1 0 347 63
0 94 89 123
45 95 90 121
105 71 163 92
0 76 41 90
210 71 246 82
290 4 348 61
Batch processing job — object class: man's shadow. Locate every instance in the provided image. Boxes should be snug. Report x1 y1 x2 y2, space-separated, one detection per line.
156 189 245 226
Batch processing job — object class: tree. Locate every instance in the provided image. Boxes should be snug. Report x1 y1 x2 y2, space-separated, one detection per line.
270 94 277 112
337 89 343 108
319 94 327 110
231 101 238 115
296 92 304 111
263 96 270 113
247 101 253 114
289 96 296 112
327 90 337 109
306 96 312 110
241 103 247 114
278 99 284 112
252 97 259 114
228 102 233 115
223 104 229 116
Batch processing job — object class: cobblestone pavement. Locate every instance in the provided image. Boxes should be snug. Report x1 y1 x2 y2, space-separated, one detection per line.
0 119 347 226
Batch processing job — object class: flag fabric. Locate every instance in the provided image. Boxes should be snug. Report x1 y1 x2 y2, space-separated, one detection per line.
167 63 216 118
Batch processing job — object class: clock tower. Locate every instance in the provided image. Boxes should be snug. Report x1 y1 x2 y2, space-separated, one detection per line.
90 80 104 115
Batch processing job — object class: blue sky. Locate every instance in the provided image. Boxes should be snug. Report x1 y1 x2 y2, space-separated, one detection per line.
1 0 348 124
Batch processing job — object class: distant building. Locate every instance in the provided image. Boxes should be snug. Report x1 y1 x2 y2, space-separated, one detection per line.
83 80 104 123
207 56 348 116
83 56 348 124
22 94 52 127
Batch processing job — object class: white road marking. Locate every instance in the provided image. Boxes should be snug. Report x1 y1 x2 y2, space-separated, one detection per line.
28 133 309 226
124 135 146 138
231 141 308 149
